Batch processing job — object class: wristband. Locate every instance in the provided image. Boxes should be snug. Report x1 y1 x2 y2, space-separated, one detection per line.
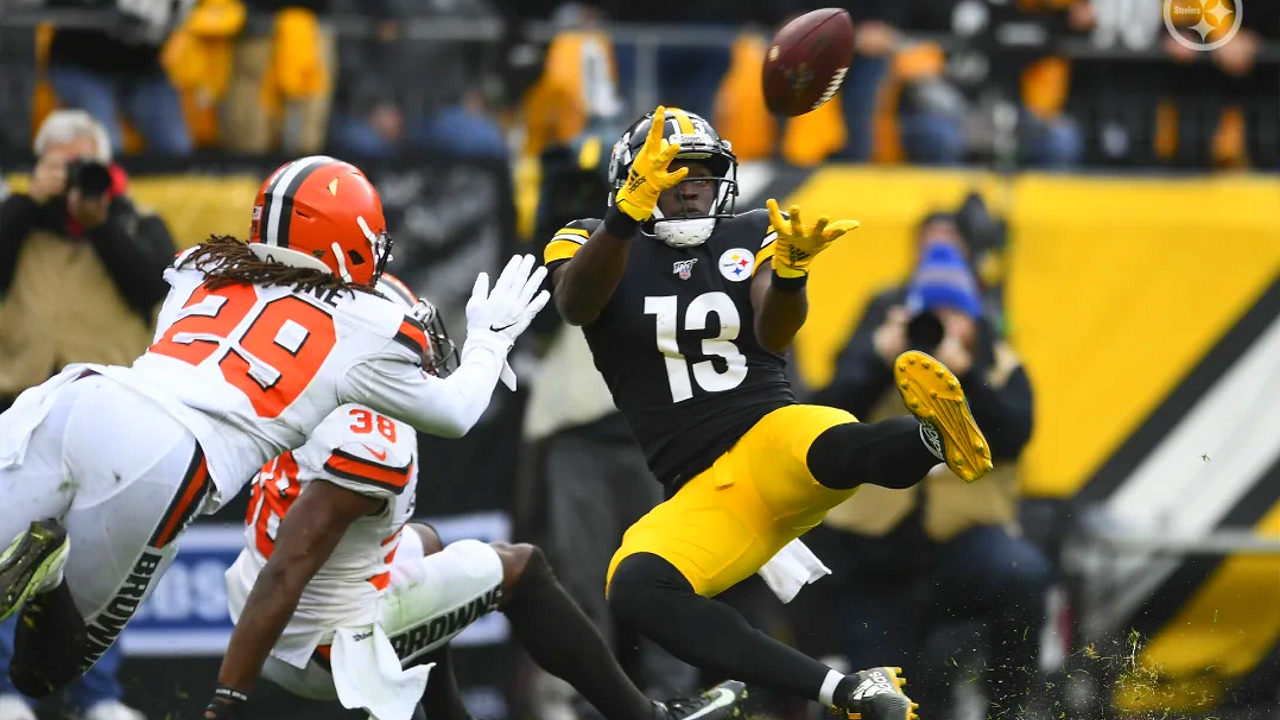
213 686 249 703
770 270 808 291
603 206 639 239
205 685 249 719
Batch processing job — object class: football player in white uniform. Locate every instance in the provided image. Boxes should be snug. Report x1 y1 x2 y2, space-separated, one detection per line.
0 156 548 698
204 275 745 720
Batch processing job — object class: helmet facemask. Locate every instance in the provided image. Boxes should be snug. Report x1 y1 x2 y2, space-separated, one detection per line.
652 155 738 249
356 214 394 285
410 297 458 377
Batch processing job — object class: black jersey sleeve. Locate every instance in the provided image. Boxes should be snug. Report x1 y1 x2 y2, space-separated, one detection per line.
543 217 602 275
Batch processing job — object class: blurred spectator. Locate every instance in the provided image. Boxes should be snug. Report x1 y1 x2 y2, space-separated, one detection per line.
791 212 1046 720
600 1 782 121
1069 0 1277 168
835 0 907 162
0 110 175 409
711 31 777 163
514 4 625 241
220 0 359 154
0 617 142 720
1158 1 1278 168
0 110 171 720
331 0 505 161
518 4 624 160
1016 0 1090 168
889 0 1086 167
162 0 249 150
43 0 193 156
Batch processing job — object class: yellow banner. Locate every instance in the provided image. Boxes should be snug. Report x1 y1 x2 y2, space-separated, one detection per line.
791 168 1280 498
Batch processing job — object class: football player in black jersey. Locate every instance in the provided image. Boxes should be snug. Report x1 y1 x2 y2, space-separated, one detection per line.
543 107 994 720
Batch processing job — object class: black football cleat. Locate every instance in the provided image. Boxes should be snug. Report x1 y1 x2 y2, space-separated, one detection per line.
654 680 746 720
837 666 918 720
0 519 69 622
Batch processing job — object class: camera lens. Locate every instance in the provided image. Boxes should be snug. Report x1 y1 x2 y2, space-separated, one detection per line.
906 312 945 353
69 160 112 197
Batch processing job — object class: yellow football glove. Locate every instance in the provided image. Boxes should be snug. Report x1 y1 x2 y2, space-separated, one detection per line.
614 106 690 222
766 198 860 279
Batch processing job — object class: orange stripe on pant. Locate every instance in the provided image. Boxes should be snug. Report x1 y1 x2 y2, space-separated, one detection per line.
149 446 210 549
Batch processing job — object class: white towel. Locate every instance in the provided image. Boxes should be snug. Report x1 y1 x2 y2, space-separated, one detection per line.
756 538 831 603
330 624 433 720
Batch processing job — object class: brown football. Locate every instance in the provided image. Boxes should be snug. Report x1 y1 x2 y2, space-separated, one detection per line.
762 8 855 117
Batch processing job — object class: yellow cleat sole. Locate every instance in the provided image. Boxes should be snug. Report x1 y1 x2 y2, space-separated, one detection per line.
894 350 994 483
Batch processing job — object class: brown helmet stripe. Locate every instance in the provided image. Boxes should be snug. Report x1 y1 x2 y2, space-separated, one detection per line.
264 155 334 250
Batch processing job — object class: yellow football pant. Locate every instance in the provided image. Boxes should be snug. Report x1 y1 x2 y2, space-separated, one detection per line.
606 404 859 598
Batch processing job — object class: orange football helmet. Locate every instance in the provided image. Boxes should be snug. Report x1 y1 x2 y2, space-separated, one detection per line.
248 155 392 285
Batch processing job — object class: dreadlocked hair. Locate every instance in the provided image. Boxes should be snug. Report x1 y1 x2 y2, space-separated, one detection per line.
179 235 376 295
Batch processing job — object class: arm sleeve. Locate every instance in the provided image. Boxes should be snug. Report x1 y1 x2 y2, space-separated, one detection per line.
0 195 40 299
341 330 513 439
86 196 178 317
810 291 899 418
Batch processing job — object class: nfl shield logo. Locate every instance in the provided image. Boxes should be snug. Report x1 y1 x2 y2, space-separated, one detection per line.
672 258 697 280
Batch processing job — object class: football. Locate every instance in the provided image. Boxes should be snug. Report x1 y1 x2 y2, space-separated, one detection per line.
762 8 856 117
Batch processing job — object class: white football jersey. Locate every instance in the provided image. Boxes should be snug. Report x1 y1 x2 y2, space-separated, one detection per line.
94 258 466 507
225 403 417 667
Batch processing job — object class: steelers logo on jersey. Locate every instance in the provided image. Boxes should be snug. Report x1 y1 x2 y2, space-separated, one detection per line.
718 248 755 281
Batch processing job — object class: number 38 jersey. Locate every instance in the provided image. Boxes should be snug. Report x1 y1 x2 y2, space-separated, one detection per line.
93 256 441 509
225 404 417 668
544 210 795 491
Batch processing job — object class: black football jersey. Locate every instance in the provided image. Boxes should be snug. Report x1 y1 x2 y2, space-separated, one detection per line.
545 210 796 491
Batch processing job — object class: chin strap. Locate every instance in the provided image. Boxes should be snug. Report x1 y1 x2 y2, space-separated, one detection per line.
654 217 716 248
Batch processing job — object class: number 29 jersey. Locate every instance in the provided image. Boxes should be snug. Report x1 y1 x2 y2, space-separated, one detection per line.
544 209 796 491
93 255 438 508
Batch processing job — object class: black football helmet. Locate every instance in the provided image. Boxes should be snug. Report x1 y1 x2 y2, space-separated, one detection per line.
607 107 738 248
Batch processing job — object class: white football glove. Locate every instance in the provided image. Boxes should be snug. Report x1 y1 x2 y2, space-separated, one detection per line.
464 254 550 390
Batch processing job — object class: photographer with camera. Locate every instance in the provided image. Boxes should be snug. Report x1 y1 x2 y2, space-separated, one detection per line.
0 110 176 412
0 111 170 720
789 211 1044 720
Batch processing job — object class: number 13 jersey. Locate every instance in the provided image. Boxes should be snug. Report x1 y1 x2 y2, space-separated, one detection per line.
544 210 796 492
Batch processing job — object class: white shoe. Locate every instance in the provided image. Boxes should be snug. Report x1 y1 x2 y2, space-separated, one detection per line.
81 699 146 720
0 694 36 720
